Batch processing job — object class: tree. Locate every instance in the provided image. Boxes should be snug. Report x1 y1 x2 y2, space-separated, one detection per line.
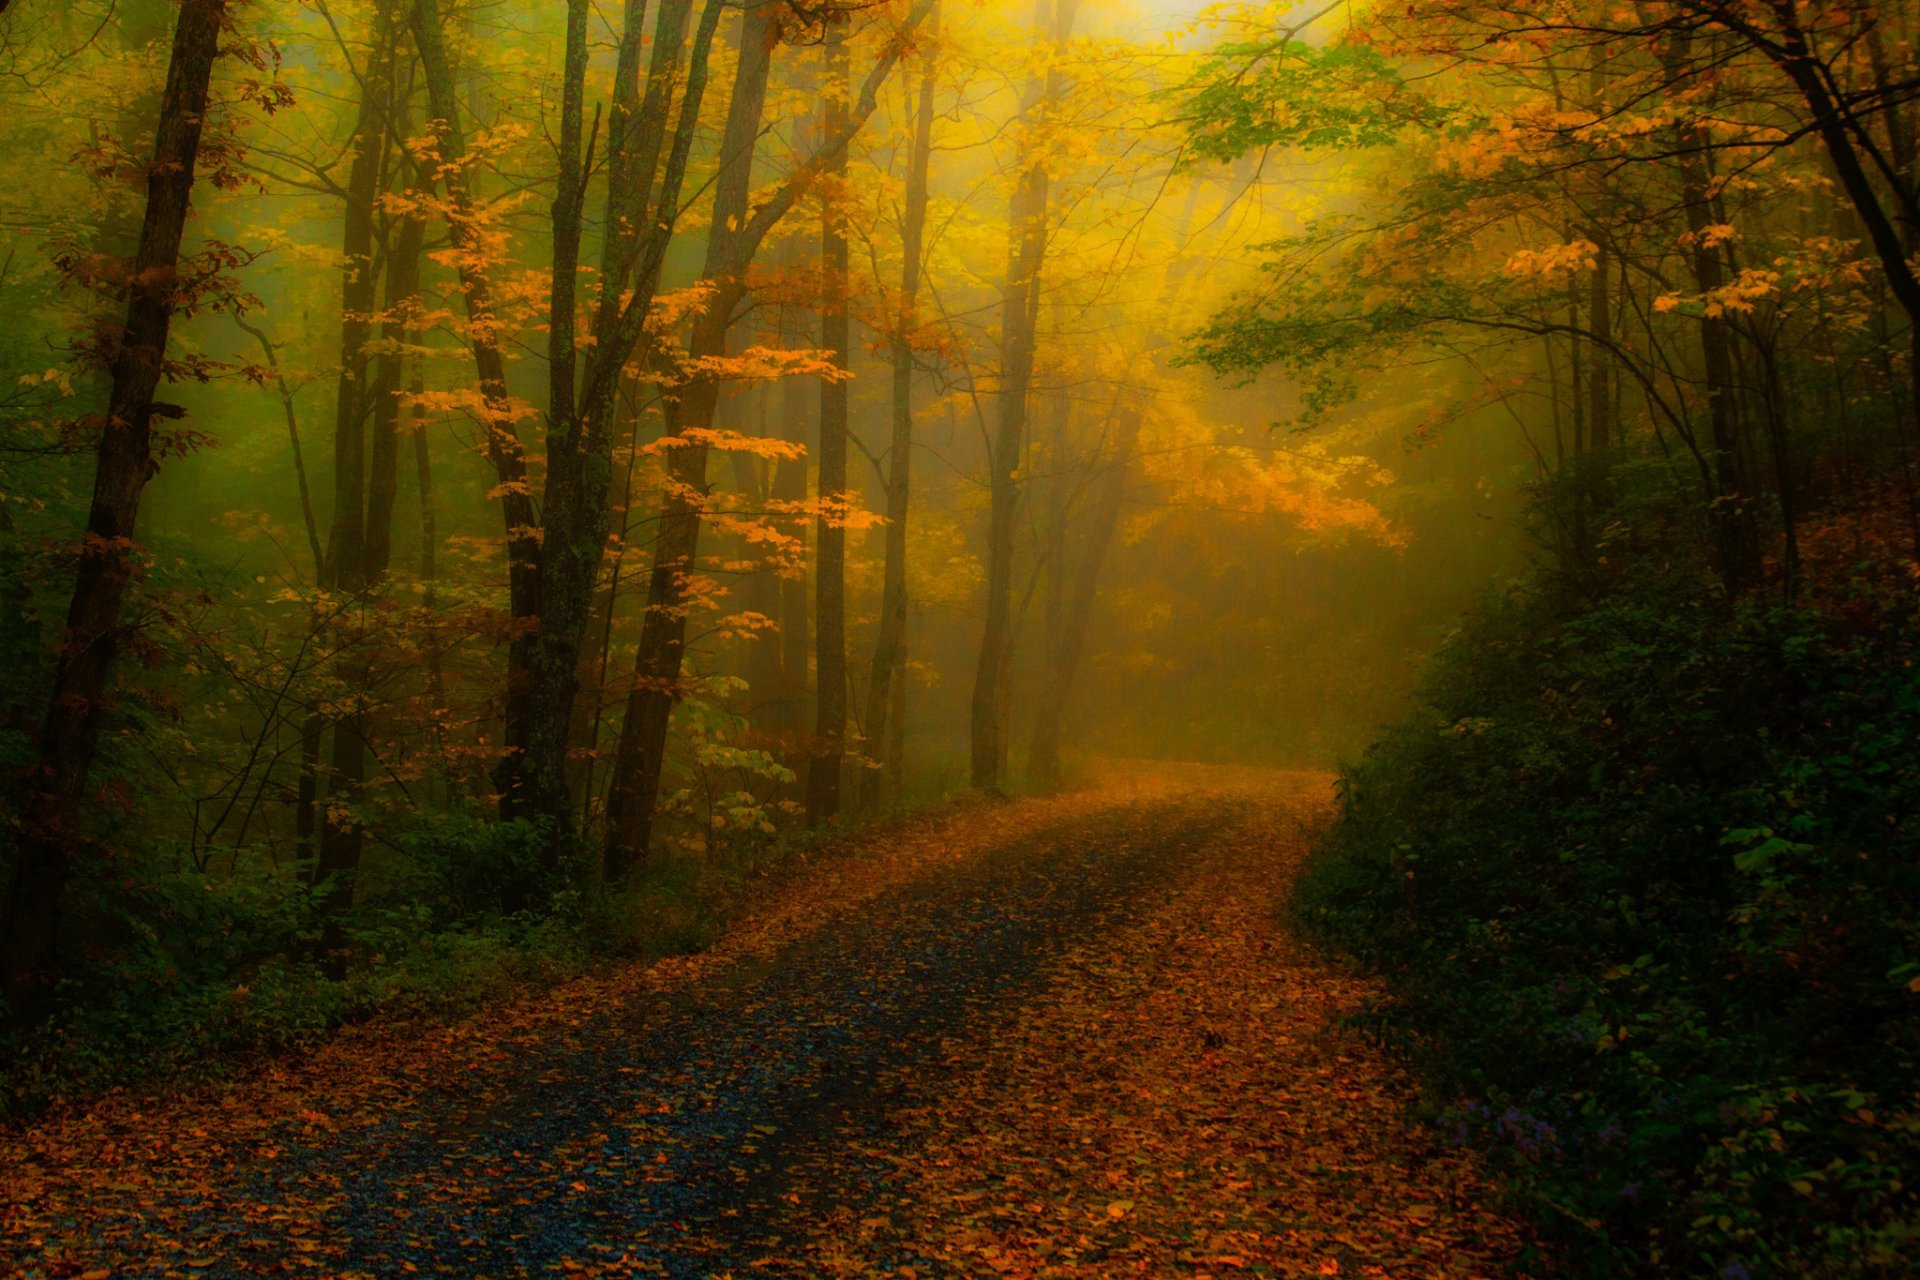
860 0 940 810
514 0 726 848
308 2 408 944
4 0 234 1027
605 0 937 873
970 0 1078 794
807 13 853 826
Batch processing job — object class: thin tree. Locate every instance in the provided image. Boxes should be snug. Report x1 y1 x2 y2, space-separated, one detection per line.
808 15 853 826
861 0 939 810
970 0 1078 793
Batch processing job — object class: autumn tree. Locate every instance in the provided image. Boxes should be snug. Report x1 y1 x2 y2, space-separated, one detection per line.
809 13 854 825
604 0 936 874
4 0 239 1026
970 0 1079 793
857 0 941 810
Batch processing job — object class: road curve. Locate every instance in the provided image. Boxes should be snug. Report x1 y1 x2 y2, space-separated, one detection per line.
2 766 1533 1278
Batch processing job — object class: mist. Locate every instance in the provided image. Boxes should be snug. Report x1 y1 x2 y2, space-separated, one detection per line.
4 0 1915 1270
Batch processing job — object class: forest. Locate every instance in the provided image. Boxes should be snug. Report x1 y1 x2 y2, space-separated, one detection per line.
0 0 1915 1275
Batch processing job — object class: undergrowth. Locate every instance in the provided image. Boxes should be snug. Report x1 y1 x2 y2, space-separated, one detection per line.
0 786 953 1123
1298 486 1920 1278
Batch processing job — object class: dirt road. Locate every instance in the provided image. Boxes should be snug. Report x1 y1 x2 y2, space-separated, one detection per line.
1 767 1532 1278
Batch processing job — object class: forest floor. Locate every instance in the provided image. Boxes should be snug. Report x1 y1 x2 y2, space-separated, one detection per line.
1 764 1535 1279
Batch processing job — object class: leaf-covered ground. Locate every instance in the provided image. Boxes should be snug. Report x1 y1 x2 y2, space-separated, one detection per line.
2 766 1533 1278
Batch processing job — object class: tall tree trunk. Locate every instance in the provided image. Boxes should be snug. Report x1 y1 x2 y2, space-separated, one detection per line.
518 0 718 852
410 0 544 803
312 12 399 941
604 0 936 872
410 334 449 742
1673 84 1763 593
775 369 812 741
501 0 591 835
367 158 422 587
3 0 228 1029
861 1 937 811
807 18 851 826
320 14 394 597
605 0 782 875
1030 385 1068 789
969 0 1076 793
731 389 786 726
1028 401 1141 789
1759 336 1802 598
1586 237 1612 451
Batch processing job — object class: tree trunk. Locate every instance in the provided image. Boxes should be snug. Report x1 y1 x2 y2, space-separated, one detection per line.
731 390 786 726
1030 387 1069 790
411 0 543 810
604 0 782 876
516 0 717 850
1673 90 1763 593
807 19 851 827
775 370 812 741
861 1 937 811
1028 401 1141 789
502 0 591 836
1586 237 1612 451
3 0 228 1029
603 0 936 871
969 0 1076 793
312 12 399 941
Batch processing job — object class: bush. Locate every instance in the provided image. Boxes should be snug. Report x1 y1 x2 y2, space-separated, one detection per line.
0 797 830 1119
1298 525 1920 1276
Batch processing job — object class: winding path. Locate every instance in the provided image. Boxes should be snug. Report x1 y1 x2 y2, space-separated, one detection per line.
2 766 1532 1278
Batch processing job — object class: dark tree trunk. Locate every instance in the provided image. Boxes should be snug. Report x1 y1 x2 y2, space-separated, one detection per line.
730 397 787 728
775 370 812 740
604 0 781 876
3 0 228 1029
312 12 400 941
604 0 936 871
1673 88 1763 593
506 0 592 836
411 0 545 808
1586 238 1612 451
807 18 851 827
517 0 719 852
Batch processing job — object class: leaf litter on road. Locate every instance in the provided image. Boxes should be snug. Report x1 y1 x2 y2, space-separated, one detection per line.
1 765 1531 1278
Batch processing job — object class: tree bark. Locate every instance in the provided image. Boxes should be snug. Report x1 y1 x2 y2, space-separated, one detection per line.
1670 60 1763 593
410 0 544 799
311 10 400 942
775 369 812 740
807 18 851 826
604 0 937 872
516 0 719 851
970 0 1076 793
861 1 937 811
3 0 229 1029
604 0 783 875
1586 238 1611 451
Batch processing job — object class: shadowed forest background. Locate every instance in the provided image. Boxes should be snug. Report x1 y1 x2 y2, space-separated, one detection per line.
1 0 1917 1274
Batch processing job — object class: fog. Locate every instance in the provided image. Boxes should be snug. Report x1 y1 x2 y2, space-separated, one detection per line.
0 0 1527 886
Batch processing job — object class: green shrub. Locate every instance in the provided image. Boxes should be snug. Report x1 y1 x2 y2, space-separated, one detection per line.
1299 527 1920 1276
